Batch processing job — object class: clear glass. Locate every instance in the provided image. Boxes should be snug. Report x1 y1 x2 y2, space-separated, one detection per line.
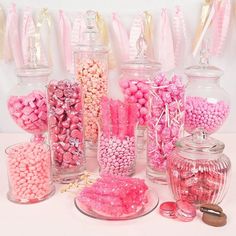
74 10 108 146
47 80 85 183
167 132 231 206
7 68 50 142
185 65 230 134
5 142 55 204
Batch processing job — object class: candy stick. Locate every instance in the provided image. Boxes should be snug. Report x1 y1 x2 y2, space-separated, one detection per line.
110 99 119 136
127 102 138 137
100 96 111 137
117 100 127 140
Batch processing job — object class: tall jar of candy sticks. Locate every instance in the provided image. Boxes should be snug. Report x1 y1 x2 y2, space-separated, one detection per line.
146 74 185 184
185 50 230 134
97 97 138 176
74 10 108 147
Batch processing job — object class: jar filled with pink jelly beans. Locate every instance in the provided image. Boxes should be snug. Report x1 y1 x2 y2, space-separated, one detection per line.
119 34 160 150
74 10 108 146
47 79 85 183
7 37 50 143
5 142 55 204
167 129 231 206
185 51 230 134
97 98 138 176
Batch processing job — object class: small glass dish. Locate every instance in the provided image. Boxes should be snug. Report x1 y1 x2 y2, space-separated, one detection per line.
74 189 159 220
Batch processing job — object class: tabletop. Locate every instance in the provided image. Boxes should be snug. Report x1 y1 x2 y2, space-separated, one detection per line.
0 133 235 236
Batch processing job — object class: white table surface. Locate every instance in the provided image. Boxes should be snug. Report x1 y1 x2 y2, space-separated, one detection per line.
0 133 235 236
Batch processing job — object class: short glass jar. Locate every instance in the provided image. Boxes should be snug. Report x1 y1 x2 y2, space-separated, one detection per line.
167 130 231 206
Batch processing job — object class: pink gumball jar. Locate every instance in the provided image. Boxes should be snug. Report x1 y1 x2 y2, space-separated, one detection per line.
185 50 230 134
167 129 231 206
7 36 50 143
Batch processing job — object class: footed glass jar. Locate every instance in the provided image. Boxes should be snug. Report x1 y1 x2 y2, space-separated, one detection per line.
74 10 108 146
185 52 230 134
167 130 231 206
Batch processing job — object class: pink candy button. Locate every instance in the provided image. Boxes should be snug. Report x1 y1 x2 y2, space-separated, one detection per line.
159 201 177 219
175 200 196 222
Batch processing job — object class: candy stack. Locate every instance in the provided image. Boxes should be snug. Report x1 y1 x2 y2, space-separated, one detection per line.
97 97 138 176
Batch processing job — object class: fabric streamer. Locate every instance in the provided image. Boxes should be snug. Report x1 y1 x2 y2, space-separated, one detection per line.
0 5 5 60
71 13 85 46
157 9 175 72
59 10 72 72
172 6 188 68
210 0 231 56
22 7 36 65
112 13 129 61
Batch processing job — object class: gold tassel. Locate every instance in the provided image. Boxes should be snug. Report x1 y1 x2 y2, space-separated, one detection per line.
143 11 154 57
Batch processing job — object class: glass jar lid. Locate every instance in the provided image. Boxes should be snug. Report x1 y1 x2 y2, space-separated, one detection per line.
176 129 225 154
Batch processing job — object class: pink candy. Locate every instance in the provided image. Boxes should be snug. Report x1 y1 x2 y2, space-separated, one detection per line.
185 96 230 134
76 59 108 143
120 79 149 126
7 91 48 134
77 175 148 217
147 74 185 173
47 80 84 174
6 142 54 203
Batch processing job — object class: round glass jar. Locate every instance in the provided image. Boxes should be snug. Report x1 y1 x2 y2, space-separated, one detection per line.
167 130 231 206
185 56 230 134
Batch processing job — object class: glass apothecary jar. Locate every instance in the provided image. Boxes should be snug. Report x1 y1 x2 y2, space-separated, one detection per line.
74 10 108 146
7 36 50 143
5 142 55 204
47 79 85 183
185 51 230 134
167 130 231 206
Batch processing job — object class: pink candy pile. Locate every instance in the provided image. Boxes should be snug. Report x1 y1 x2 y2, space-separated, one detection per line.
147 74 185 172
120 79 149 126
47 80 84 171
76 59 108 143
6 142 53 203
185 96 230 134
97 98 138 176
167 153 228 205
77 175 148 217
8 91 47 134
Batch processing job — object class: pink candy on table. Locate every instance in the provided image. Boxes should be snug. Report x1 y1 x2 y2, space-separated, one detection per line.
76 59 108 143
120 79 149 126
7 91 48 134
77 175 148 217
147 74 185 174
185 96 230 134
47 80 85 178
6 142 54 203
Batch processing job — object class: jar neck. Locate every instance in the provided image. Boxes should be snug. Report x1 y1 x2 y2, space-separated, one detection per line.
178 149 221 160
18 76 48 84
188 76 220 84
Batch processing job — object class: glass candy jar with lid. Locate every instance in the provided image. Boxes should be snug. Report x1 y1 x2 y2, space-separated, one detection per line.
74 10 108 146
185 48 230 134
167 129 231 206
7 36 50 143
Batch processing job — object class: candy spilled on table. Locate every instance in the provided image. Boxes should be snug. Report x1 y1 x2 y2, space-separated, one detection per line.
97 97 138 176
146 73 185 184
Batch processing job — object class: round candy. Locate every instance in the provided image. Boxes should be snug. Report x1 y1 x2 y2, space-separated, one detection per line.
159 202 177 219
175 200 196 222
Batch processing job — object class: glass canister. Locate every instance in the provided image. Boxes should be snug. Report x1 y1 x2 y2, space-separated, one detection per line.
47 79 85 183
5 142 55 204
146 74 185 184
74 10 108 146
7 36 50 143
97 97 138 176
167 130 231 206
185 50 230 134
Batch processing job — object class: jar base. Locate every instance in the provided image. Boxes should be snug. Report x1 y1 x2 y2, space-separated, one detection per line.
146 167 167 185
86 141 98 151
7 186 55 204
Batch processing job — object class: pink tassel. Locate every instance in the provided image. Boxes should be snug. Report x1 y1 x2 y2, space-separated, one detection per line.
59 10 72 72
3 3 23 68
112 13 129 61
71 13 85 46
101 96 111 137
172 6 188 68
129 13 143 60
157 9 175 72
210 0 231 56
22 7 36 65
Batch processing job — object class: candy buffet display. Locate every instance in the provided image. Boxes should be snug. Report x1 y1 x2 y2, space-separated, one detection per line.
74 10 108 145
97 97 138 176
146 74 185 184
47 80 85 183
5 142 55 204
167 130 231 206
